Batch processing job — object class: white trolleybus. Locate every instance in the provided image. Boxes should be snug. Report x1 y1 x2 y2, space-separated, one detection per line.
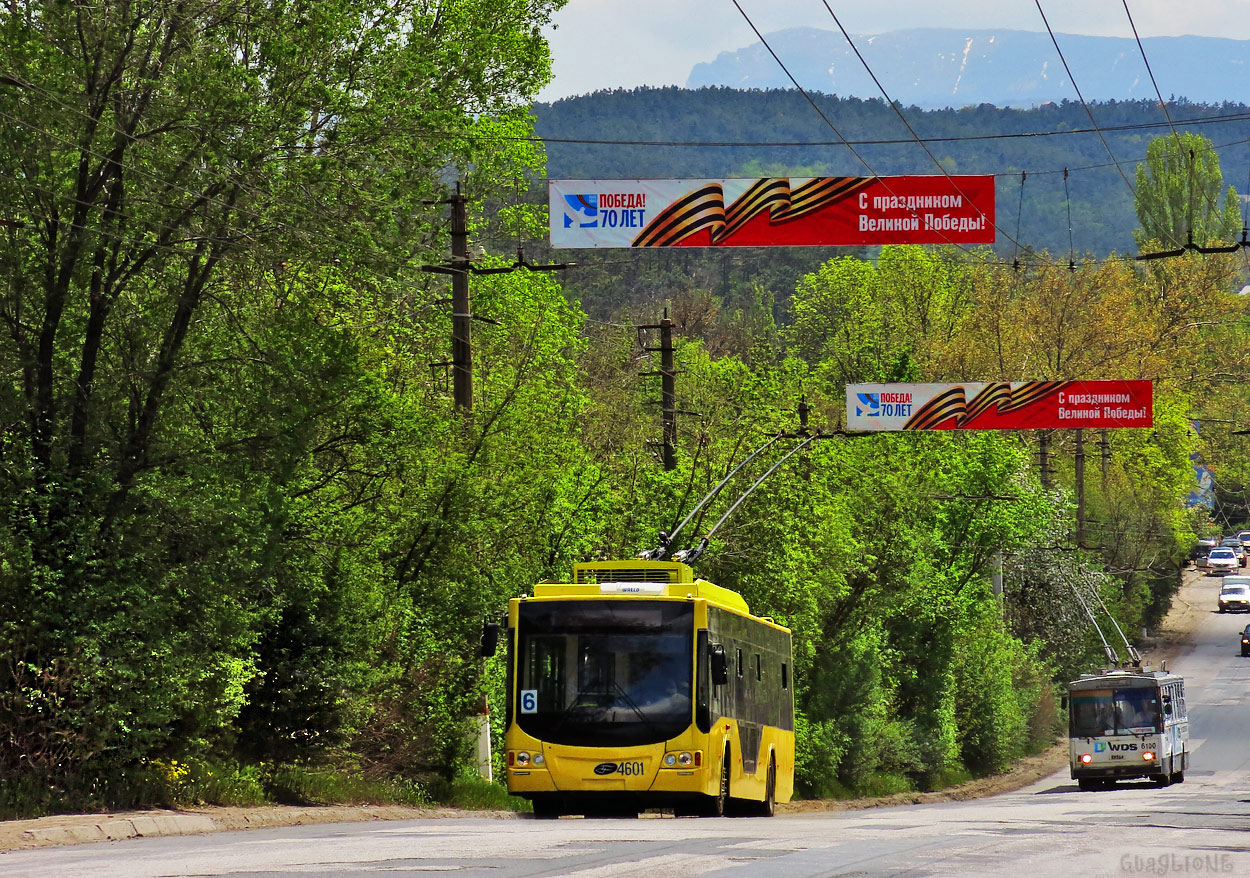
1066 668 1188 790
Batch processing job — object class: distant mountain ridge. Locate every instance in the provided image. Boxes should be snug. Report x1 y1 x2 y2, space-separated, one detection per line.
687 27 1250 109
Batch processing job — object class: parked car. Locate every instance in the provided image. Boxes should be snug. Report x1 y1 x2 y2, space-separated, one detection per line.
1241 623 1250 656
1239 530 1250 548
1196 548 1213 570
1192 537 1220 563
1219 582 1250 612
1207 547 1240 576
1221 538 1248 566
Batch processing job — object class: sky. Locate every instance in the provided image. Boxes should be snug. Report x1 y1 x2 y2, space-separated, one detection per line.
535 0 1250 102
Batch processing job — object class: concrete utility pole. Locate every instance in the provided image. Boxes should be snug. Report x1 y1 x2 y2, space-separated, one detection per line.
1075 428 1086 544
1038 430 1052 490
1100 428 1110 487
419 182 569 415
640 309 679 471
450 185 472 412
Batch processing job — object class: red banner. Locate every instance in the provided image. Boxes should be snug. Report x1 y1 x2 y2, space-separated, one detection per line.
847 381 1153 431
549 176 995 248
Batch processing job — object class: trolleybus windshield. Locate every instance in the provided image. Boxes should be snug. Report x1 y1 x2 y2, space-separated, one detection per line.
517 601 693 747
1070 687 1162 736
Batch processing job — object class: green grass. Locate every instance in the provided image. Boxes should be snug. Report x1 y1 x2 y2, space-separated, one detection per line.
260 765 428 807
429 775 532 812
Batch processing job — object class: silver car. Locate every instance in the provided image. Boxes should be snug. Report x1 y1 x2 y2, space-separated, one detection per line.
1207 547 1240 576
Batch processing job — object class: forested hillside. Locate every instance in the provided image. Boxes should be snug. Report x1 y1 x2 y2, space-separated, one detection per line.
535 88 1250 275
3 5 1250 819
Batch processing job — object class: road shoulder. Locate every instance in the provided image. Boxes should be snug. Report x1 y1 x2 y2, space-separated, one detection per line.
1 569 1205 851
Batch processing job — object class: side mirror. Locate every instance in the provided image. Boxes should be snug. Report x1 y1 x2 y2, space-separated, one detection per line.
1162 696 1172 715
479 622 500 658
710 643 728 686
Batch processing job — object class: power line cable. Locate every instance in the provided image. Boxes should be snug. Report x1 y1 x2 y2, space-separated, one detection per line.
1034 0 1181 250
529 110 1250 149
728 0 991 258
1122 1 1185 159
818 1 1026 255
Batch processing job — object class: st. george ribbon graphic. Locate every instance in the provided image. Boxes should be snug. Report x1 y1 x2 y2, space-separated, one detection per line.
633 177 872 247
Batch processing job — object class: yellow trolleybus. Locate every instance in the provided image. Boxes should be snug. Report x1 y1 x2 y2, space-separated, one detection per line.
497 559 793 818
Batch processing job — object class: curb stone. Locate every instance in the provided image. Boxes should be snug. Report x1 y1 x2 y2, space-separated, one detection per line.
0 805 517 853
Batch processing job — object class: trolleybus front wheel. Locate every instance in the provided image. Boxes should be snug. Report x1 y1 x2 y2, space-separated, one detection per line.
701 749 730 817
754 756 777 817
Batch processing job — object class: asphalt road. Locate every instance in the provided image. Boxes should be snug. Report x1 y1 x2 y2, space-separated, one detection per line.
4 571 1249 878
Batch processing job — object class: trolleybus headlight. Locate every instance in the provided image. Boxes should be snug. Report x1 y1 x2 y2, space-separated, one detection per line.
532 753 545 767
677 752 693 766
516 751 530 766
1142 751 1155 761
663 753 677 767
1080 753 1092 764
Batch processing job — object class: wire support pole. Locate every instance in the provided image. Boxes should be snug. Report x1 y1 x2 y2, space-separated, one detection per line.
1075 428 1086 544
661 313 677 471
450 184 473 412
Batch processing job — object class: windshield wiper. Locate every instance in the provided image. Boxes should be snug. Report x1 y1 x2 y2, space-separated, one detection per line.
609 679 663 737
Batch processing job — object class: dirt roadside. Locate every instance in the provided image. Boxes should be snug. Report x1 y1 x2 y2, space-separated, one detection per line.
785 567 1208 814
0 569 1208 852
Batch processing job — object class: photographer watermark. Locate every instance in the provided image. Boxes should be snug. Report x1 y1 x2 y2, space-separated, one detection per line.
1121 852 1235 874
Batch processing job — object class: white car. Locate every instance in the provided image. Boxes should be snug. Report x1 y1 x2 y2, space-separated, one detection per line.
1207 547 1240 576
1238 530 1250 548
1220 582 1250 612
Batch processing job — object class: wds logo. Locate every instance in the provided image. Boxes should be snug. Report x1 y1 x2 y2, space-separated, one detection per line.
1094 741 1138 752
856 393 881 418
563 194 598 228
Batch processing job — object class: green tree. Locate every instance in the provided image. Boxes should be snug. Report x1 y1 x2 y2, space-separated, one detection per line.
0 0 562 785
1133 132 1243 251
